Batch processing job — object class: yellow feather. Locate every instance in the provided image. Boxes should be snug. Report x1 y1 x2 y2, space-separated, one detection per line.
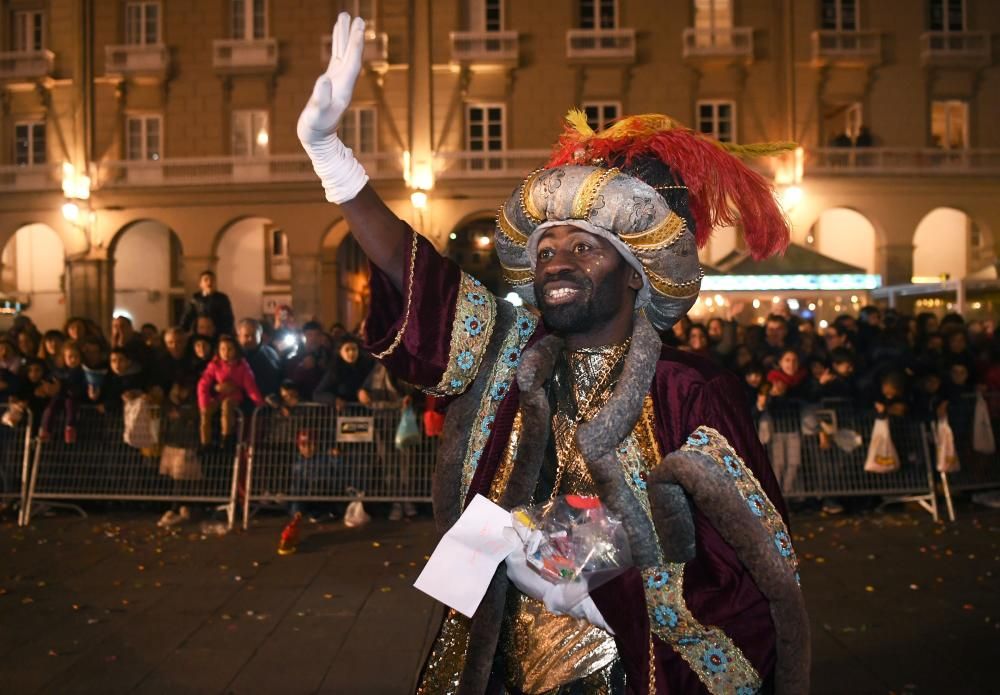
564 108 594 138
720 141 798 158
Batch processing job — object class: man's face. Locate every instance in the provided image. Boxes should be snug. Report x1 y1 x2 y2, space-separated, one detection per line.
765 320 787 348
199 273 215 294
533 225 639 335
237 324 258 350
164 331 186 358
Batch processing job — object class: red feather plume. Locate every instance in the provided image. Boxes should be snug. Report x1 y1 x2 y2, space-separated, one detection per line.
546 114 791 260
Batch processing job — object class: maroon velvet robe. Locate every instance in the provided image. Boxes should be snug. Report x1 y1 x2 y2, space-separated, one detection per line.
364 228 787 693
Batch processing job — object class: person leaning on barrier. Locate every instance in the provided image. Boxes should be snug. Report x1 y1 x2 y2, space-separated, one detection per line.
196 335 265 447
236 318 283 405
312 336 373 411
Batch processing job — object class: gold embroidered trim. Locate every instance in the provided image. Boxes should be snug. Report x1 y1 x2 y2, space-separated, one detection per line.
643 564 762 694
646 267 704 299
497 204 530 246
424 273 497 397
459 308 538 500
488 411 522 502
520 169 546 223
416 609 471 695
571 167 619 220
371 230 419 360
500 261 533 286
619 211 687 251
680 425 801 582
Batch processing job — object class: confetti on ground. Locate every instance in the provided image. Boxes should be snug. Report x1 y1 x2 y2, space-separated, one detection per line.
865 585 875 593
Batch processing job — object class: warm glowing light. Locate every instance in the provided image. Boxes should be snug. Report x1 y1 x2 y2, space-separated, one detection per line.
705 298 714 308
819 319 829 329
62 202 80 223
787 298 800 311
772 296 780 304
410 190 428 209
700 274 882 292
256 129 269 147
713 294 724 306
780 185 804 211
449 232 457 240
411 163 435 191
476 235 492 248
808 303 816 311
850 295 859 303
752 299 761 309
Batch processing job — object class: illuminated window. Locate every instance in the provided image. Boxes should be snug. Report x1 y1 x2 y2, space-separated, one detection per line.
931 100 967 149
232 110 269 157
697 100 736 143
694 0 731 46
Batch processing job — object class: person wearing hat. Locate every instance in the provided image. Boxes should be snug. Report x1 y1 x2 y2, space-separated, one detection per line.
298 14 808 694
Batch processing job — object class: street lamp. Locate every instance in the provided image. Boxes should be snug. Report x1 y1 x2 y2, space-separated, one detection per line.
61 162 99 246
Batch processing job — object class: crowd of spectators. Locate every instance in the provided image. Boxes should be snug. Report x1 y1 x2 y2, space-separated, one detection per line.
665 303 1000 425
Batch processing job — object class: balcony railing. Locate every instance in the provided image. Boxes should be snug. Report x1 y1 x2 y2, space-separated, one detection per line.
321 32 388 68
682 28 754 61
212 38 278 72
105 44 170 76
0 164 61 192
0 49 55 80
97 153 402 188
807 147 1000 176
920 31 991 65
450 31 520 64
811 30 881 65
435 150 550 179
565 28 636 61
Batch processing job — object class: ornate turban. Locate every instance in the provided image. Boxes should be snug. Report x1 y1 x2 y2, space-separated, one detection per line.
495 112 794 331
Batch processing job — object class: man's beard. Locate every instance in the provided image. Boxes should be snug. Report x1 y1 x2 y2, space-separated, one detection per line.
536 269 625 335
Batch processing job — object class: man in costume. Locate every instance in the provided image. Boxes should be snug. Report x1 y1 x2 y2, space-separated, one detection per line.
298 14 809 695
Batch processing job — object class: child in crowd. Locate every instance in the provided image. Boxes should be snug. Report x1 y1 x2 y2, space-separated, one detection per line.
91 348 148 411
741 362 767 421
874 371 908 418
191 335 214 374
40 330 65 371
40 342 87 444
197 335 264 446
157 380 201 527
0 338 22 373
7 359 54 430
911 369 947 423
814 348 857 402
290 429 338 521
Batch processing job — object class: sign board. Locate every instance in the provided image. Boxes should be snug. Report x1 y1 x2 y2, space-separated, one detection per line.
336 416 375 443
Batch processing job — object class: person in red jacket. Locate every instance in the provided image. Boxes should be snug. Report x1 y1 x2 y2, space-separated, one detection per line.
197 335 264 445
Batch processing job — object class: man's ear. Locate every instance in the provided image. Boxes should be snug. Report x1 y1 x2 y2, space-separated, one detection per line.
628 269 644 291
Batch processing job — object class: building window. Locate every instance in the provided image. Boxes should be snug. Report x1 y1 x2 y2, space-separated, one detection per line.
265 225 290 283
484 0 502 31
14 122 46 165
694 0 732 34
821 0 857 31
125 115 162 161
579 0 616 29
232 0 267 40
697 101 735 143
466 104 504 170
582 102 620 131
232 110 269 157
931 100 967 149
125 2 160 44
929 0 965 31
340 107 377 154
12 11 45 51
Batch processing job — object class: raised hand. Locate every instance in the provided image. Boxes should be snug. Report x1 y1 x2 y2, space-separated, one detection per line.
297 12 366 147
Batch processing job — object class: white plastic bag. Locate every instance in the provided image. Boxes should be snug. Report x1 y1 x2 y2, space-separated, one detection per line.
123 398 159 449
972 393 996 455
864 418 899 473
934 417 960 474
343 487 370 528
757 412 773 445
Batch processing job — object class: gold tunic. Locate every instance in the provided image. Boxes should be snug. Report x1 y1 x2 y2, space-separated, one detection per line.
501 343 629 694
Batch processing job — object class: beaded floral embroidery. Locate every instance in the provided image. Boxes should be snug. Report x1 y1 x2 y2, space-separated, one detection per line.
459 307 537 500
680 425 801 583
425 273 498 397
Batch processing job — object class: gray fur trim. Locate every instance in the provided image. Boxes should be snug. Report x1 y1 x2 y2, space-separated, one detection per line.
575 312 664 568
457 569 510 695
645 480 696 563
660 448 812 695
433 301 519 533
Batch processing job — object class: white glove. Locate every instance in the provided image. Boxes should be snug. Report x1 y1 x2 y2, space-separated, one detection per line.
503 530 615 635
296 12 369 204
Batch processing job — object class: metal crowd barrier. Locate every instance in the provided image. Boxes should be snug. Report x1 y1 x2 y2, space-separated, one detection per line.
243 403 438 529
934 391 1000 521
762 402 940 520
22 404 242 528
0 405 33 525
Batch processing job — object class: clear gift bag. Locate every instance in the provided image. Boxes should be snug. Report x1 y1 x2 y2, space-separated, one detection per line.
934 417 960 474
972 393 996 455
